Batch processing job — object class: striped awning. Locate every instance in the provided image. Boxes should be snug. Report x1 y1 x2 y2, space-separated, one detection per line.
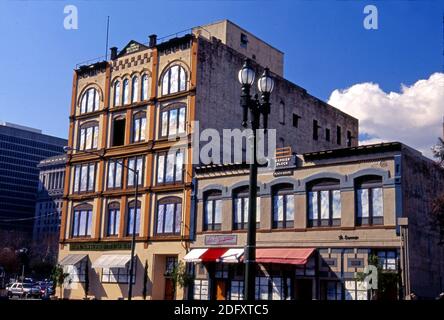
59 254 87 266
92 255 132 269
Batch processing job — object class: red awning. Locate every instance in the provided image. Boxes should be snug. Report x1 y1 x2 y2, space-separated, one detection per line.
255 248 315 265
199 248 228 262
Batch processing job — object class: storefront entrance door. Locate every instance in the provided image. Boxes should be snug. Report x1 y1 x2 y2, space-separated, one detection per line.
215 280 227 300
164 278 175 300
294 279 313 300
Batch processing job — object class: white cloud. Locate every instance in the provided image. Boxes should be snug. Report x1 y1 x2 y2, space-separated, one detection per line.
328 73 444 158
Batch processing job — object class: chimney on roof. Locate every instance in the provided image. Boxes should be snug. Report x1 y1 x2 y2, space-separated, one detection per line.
149 34 157 48
110 47 118 60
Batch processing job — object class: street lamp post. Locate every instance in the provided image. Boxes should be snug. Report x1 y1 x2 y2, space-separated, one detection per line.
63 146 139 300
237 59 274 300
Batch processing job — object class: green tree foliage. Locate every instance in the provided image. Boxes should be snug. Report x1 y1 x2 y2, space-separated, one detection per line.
51 264 70 299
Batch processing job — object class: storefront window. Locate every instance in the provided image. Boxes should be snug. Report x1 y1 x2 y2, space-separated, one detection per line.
376 250 397 270
193 280 209 300
321 281 342 300
345 280 368 300
102 267 135 283
255 276 291 300
230 281 244 300
64 260 87 283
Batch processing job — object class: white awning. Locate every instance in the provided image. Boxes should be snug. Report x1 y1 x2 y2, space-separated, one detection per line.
183 249 208 262
59 254 87 266
92 255 132 269
218 249 244 263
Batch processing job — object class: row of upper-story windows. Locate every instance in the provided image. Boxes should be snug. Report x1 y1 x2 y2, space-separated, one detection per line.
78 64 189 115
70 150 185 194
70 196 182 238
202 176 384 231
113 74 150 107
76 102 187 151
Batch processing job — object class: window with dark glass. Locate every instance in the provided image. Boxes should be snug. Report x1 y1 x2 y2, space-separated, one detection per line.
203 190 222 231
107 159 123 189
127 156 144 187
336 126 342 145
80 88 100 114
255 276 291 300
347 130 352 147
375 250 397 270
161 65 187 95
307 179 341 227
356 176 383 226
112 117 126 146
292 114 300 128
240 33 248 47
78 122 99 150
132 112 146 143
156 150 184 184
272 185 294 229
159 104 186 138
73 163 96 193
165 256 178 275
313 120 319 140
279 102 285 124
72 204 93 237
156 197 182 235
107 202 120 236
233 187 260 230
126 200 141 236
325 128 331 142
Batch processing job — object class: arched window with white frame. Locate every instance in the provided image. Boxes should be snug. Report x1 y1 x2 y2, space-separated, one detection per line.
80 87 100 114
141 74 149 101
161 65 187 95
113 81 121 107
122 79 129 105
131 76 139 103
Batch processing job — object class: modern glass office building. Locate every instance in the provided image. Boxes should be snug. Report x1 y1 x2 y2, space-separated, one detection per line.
0 121 67 235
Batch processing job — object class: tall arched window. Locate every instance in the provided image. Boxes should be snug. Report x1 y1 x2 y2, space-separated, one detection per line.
156 197 182 235
78 121 99 150
356 176 383 226
80 88 100 114
233 186 260 230
107 202 120 236
132 111 146 143
203 190 222 231
126 200 141 236
141 74 149 101
72 203 93 237
307 179 341 227
161 65 187 95
272 184 294 229
113 81 121 107
122 79 129 105
131 76 139 103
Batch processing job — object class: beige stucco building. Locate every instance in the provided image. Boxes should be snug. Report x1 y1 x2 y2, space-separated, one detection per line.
57 20 359 300
187 143 444 300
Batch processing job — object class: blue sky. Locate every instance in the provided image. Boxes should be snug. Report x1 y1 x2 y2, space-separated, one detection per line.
0 0 442 141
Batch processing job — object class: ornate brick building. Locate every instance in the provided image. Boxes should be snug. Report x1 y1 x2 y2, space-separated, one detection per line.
58 20 358 300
